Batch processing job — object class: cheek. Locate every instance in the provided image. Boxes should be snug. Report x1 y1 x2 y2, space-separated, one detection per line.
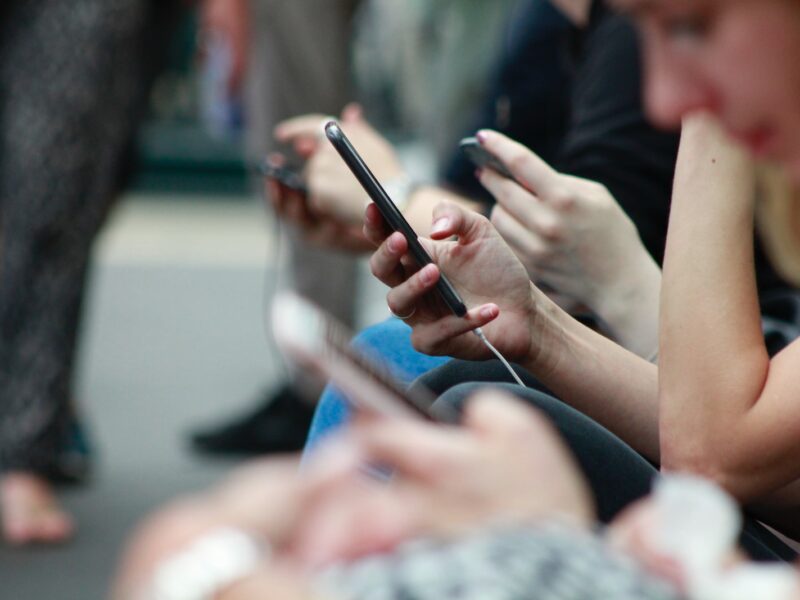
777 145 800 185
718 43 798 113
707 7 800 123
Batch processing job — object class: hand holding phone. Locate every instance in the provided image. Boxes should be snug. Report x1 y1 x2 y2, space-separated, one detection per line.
325 121 468 317
258 160 308 196
459 137 516 181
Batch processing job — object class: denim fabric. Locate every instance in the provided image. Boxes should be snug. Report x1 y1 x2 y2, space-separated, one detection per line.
303 318 450 454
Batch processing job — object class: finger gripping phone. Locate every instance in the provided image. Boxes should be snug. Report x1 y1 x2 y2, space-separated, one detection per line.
325 121 467 317
459 137 515 180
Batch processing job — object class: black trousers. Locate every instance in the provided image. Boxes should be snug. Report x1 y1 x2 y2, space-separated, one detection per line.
412 359 797 563
0 0 175 475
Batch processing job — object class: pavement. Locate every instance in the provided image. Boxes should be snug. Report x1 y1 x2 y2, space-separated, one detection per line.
0 194 288 600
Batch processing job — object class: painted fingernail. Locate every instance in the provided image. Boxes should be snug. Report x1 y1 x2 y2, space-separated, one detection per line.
420 264 435 284
431 217 451 235
476 130 489 144
480 305 498 319
388 233 403 252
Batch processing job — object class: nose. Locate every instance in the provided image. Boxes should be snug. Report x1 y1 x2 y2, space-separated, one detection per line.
642 45 720 130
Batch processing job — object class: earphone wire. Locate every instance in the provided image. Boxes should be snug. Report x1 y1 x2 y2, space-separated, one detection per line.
260 183 292 382
473 327 525 386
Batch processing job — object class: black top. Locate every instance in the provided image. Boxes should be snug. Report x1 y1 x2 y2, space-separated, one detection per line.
443 0 789 295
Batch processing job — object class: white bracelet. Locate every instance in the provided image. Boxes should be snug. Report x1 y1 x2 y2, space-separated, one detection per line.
648 475 800 600
142 527 268 600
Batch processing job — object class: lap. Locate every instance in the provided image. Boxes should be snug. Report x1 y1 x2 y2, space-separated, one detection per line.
428 361 797 563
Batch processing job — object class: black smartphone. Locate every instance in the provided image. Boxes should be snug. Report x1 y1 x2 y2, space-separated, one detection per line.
459 137 515 180
257 160 308 196
325 121 467 318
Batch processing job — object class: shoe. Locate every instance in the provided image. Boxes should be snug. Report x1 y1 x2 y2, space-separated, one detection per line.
47 407 93 486
189 384 315 456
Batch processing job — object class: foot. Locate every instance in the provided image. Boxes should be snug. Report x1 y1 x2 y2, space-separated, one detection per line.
1 472 74 545
189 384 315 456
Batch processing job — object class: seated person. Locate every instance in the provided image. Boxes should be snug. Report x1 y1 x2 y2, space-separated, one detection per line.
278 0 796 452
274 0 679 446
360 113 800 562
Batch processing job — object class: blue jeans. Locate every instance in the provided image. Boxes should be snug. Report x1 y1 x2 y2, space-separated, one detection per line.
303 318 449 453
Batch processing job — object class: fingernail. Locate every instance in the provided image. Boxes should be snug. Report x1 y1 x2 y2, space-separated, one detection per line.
474 168 483 179
480 305 498 319
431 217 450 235
420 264 435 284
388 235 401 252
476 130 489 144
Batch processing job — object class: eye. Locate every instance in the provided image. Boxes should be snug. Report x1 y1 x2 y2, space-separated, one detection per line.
664 15 710 43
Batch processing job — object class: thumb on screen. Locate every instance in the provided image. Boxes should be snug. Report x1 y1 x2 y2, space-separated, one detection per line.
430 201 490 243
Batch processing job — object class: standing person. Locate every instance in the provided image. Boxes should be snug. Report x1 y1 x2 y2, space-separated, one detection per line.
190 0 364 455
0 0 175 544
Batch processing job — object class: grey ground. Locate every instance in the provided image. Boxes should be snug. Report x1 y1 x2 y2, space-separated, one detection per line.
0 195 289 599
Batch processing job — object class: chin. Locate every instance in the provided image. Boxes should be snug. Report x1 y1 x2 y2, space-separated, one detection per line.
781 154 800 185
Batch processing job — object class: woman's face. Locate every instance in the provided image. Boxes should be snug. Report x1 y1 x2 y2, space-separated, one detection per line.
615 0 800 176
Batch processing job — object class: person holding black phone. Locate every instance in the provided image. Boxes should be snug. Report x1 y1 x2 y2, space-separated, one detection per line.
189 0 363 456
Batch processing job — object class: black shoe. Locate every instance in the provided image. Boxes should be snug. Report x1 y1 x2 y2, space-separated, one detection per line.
46 407 94 486
189 384 315 456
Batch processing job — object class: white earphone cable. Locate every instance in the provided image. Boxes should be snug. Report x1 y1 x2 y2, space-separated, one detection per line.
473 327 525 386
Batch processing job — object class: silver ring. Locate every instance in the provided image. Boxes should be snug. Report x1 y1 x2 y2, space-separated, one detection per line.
389 305 416 320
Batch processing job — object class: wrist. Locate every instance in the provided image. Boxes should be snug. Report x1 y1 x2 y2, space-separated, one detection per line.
381 172 420 212
520 283 574 377
588 252 661 360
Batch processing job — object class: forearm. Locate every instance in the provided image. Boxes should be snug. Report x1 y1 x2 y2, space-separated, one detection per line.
658 115 770 485
523 284 660 462
591 249 661 361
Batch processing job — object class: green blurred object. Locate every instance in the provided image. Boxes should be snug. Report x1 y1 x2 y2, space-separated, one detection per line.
133 122 248 195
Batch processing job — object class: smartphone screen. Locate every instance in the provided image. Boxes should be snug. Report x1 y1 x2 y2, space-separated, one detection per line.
325 121 467 317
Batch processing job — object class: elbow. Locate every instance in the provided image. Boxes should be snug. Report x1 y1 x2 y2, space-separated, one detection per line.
659 422 745 499
660 437 725 483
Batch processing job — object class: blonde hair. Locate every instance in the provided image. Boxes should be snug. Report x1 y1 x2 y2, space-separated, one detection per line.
755 165 800 286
